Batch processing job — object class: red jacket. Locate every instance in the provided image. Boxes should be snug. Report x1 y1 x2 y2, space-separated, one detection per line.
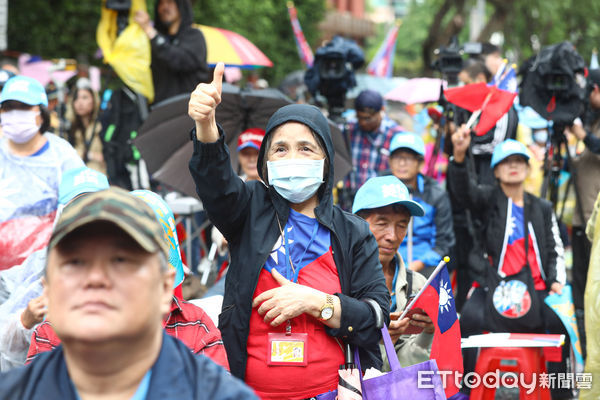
26 296 229 371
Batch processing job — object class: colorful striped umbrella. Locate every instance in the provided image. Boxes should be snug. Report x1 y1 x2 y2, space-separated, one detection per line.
195 25 273 69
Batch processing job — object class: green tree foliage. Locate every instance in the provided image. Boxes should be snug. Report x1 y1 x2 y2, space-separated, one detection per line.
7 0 324 87
7 0 101 62
388 0 600 77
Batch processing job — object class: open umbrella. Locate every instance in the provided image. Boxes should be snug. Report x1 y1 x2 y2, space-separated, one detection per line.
135 86 351 197
384 78 445 105
195 25 273 69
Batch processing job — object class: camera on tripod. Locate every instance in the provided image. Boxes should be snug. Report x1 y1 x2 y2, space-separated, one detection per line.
432 37 464 87
304 36 364 122
519 41 587 131
431 36 484 87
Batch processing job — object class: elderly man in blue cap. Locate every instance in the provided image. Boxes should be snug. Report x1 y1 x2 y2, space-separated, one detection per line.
387 132 455 277
352 175 436 369
339 89 405 211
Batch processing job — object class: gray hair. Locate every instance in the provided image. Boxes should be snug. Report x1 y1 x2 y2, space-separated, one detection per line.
157 251 169 273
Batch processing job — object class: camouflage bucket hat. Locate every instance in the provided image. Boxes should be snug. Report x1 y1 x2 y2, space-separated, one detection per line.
49 187 169 258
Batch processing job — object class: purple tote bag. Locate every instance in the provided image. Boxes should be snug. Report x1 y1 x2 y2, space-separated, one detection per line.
355 326 447 400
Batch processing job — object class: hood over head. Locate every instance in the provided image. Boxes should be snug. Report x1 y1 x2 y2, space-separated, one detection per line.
153 0 194 36
257 104 335 208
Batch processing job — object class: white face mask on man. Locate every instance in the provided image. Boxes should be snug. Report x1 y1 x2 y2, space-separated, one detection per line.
267 159 325 204
1 109 41 144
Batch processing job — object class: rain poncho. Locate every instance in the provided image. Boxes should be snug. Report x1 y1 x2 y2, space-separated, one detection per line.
0 166 107 371
0 250 45 371
581 193 600 400
0 134 83 269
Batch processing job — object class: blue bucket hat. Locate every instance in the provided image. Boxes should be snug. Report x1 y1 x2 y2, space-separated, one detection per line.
389 132 426 157
0 76 48 107
58 167 110 205
352 175 425 216
517 105 552 130
490 139 530 168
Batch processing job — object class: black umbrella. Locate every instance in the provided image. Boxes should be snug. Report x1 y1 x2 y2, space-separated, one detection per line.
135 93 192 175
216 84 293 169
135 83 291 175
135 85 351 197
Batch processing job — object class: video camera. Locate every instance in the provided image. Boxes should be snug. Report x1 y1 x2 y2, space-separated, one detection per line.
431 36 463 87
431 36 484 87
304 36 365 122
105 0 131 36
519 41 587 133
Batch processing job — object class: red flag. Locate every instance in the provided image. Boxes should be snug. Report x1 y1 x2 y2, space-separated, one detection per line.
412 265 463 398
443 64 518 136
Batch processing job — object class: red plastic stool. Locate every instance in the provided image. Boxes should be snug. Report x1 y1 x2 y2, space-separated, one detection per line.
470 346 551 400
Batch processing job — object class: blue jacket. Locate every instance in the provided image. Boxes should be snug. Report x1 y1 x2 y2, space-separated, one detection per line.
398 174 455 268
0 334 257 400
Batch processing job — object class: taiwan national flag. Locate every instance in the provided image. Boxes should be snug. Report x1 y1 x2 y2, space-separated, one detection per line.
366 24 399 78
412 265 463 398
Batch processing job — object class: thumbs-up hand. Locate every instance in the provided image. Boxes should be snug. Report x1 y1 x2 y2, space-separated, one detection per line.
189 62 224 142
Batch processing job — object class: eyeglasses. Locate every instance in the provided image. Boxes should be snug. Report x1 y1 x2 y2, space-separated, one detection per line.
356 112 379 122
390 154 419 164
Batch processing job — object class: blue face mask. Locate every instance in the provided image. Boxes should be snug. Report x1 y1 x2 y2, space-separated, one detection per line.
533 129 548 144
267 159 325 204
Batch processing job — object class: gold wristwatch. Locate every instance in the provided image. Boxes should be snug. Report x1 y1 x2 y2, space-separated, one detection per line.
319 294 335 321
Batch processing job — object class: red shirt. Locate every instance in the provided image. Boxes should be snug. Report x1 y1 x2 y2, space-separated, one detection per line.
26 296 229 371
245 250 344 400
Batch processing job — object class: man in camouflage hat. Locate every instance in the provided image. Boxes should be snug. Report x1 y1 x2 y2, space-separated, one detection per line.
0 187 257 400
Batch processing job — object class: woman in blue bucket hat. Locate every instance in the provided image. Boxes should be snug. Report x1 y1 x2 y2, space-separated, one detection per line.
449 126 573 399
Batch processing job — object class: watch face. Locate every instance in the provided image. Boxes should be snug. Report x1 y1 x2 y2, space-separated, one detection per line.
321 307 333 320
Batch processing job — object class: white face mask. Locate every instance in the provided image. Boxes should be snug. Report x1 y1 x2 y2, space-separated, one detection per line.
1 109 41 144
267 159 325 204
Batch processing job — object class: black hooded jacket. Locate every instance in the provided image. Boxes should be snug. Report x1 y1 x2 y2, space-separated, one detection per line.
447 158 565 288
189 104 390 380
151 0 209 103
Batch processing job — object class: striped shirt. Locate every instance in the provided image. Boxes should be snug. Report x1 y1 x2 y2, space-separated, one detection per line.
343 116 404 193
26 296 229 371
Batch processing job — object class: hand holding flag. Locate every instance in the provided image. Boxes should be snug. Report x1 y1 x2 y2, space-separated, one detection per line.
401 256 464 398
444 60 518 136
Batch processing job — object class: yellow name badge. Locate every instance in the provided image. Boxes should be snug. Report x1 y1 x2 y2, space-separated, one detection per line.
267 332 308 366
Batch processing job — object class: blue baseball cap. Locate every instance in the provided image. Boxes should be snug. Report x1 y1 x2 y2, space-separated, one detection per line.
355 89 383 112
58 167 110 205
352 175 425 216
389 132 426 157
0 76 48 107
490 139 530 168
